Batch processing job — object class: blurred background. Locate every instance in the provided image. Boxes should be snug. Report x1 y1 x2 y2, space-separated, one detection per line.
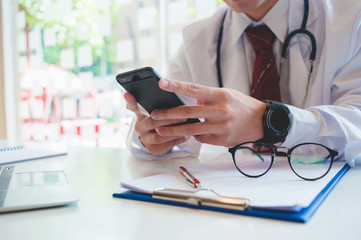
0 0 223 149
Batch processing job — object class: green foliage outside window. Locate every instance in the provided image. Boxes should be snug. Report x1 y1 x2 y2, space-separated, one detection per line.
18 0 123 76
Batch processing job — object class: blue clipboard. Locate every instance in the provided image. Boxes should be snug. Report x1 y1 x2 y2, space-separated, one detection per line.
113 164 349 223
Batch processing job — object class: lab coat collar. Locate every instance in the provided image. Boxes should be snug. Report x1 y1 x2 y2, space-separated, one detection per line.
229 0 289 46
228 11 252 46
263 0 289 44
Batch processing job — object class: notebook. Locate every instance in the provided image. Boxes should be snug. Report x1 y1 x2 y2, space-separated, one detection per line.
0 145 67 165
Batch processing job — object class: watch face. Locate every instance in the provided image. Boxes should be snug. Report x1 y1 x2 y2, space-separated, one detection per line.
262 100 292 144
269 108 291 132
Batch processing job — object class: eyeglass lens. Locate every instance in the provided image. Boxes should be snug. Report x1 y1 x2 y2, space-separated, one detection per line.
233 142 273 177
289 143 332 180
233 142 333 180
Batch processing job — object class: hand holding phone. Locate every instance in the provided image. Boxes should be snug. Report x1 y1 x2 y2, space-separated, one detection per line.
116 67 199 124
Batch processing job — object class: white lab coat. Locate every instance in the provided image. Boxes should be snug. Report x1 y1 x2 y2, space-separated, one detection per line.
127 0 361 166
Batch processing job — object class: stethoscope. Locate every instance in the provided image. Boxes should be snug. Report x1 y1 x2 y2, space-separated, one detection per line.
216 0 317 106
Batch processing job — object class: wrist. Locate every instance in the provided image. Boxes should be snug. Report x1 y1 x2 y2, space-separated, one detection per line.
254 102 267 141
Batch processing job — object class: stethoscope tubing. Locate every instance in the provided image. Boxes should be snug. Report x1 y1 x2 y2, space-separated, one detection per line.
216 0 317 90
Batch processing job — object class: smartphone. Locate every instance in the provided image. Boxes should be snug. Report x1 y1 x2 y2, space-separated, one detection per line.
116 67 199 124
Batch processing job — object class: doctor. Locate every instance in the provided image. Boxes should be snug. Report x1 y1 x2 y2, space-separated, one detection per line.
124 0 361 166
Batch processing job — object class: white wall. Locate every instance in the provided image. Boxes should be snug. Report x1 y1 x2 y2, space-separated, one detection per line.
1 0 19 141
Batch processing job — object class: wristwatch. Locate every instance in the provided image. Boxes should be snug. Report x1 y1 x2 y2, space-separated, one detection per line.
261 100 292 144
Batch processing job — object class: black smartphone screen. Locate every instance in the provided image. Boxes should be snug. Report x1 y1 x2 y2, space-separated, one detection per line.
116 67 199 124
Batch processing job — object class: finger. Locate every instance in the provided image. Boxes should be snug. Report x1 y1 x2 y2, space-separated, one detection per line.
151 105 225 121
123 92 138 111
124 92 149 117
138 117 188 132
156 122 222 137
194 134 227 146
142 132 189 145
146 136 190 155
159 78 217 103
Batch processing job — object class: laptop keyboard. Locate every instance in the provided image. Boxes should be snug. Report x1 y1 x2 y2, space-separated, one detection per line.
0 166 14 207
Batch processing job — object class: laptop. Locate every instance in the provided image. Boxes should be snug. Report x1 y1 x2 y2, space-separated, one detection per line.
0 165 79 213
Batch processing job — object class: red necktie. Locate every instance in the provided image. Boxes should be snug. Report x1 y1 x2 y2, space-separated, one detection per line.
245 25 281 101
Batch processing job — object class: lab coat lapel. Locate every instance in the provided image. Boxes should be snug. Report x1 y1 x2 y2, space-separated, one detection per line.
217 39 251 94
287 38 309 107
182 7 228 88
206 9 251 93
286 0 319 108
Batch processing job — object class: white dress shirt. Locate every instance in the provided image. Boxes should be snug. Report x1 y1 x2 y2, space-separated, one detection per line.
127 0 361 167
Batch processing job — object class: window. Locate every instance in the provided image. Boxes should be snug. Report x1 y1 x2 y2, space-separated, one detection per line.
13 0 221 147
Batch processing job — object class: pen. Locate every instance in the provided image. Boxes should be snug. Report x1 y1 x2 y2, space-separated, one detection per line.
179 166 201 188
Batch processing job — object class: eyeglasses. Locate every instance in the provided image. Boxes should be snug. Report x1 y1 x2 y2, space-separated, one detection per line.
228 141 338 181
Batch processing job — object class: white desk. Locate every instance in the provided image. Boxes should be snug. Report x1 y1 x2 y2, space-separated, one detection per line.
0 145 360 240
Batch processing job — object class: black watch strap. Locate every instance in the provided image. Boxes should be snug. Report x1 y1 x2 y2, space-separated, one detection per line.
260 100 292 144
